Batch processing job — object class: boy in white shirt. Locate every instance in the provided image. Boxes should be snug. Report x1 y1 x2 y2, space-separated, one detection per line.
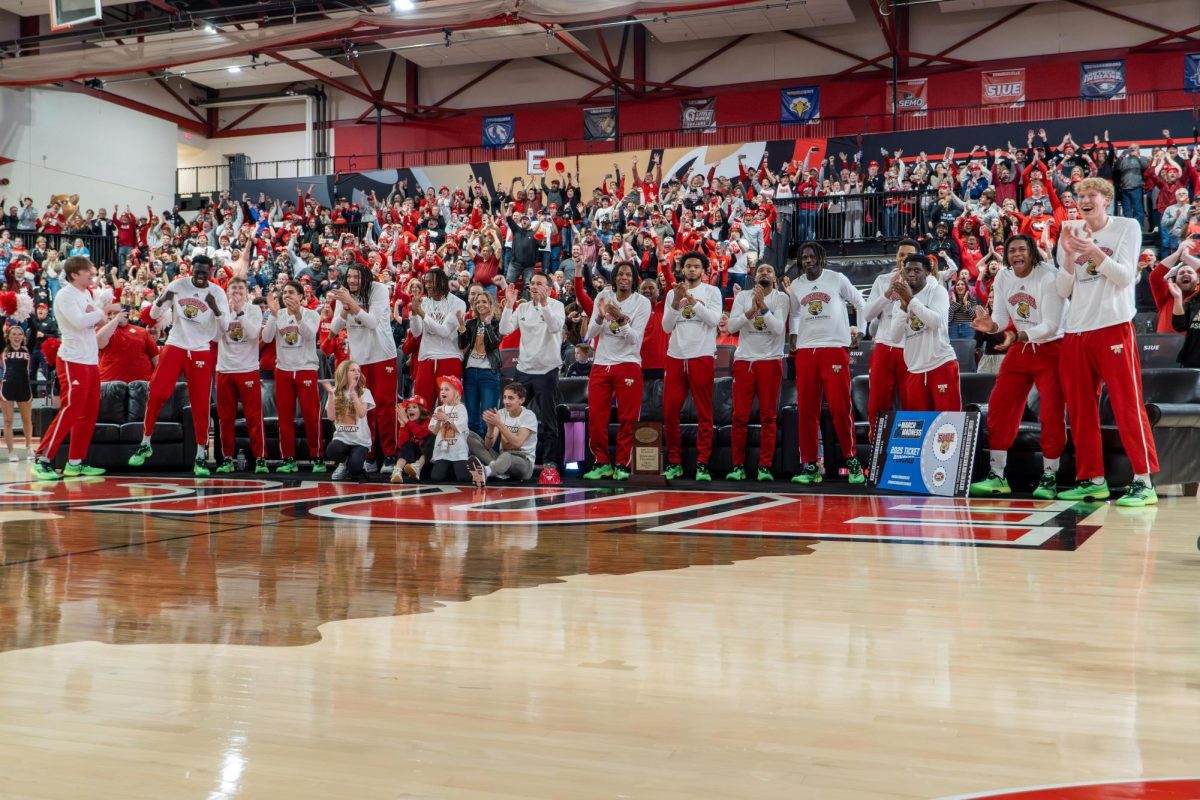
467 382 538 485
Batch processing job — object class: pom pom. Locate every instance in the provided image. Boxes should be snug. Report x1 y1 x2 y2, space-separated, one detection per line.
539 158 549 171
0 292 16 317
555 161 565 172
42 336 61 363
11 292 33 323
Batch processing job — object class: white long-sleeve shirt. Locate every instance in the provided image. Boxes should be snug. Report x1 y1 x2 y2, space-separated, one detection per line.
662 282 723 359
991 262 1065 344
330 282 397 366
411 294 467 362
586 290 652 366
217 302 263 374
1054 215 1140 333
889 277 956 374
788 269 864 349
499 297 565 375
151 277 230 352
263 307 320 371
54 283 105 365
726 287 788 361
862 270 904 348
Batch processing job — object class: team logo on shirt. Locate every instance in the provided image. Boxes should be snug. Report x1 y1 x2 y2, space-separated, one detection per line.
283 328 300 346
1009 292 1037 319
609 320 621 333
228 322 245 342
752 315 766 331
179 298 206 320
681 304 696 320
909 315 925 332
801 291 831 317
1075 245 1113 276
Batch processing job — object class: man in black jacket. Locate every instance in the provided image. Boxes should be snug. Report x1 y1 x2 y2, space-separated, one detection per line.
1113 143 1149 228
505 207 539 292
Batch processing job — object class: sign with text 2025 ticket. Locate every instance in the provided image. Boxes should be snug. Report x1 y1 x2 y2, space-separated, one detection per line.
869 411 980 497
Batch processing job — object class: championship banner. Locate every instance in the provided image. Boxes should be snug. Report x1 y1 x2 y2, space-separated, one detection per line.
868 411 980 497
981 69 1025 107
482 114 515 149
583 106 616 141
780 86 820 124
1186 54 1200 94
680 97 717 133
886 78 928 115
1080 60 1126 100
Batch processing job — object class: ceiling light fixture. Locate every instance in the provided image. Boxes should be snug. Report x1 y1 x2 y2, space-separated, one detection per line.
204 23 217 33
393 0 415 10
227 65 242 73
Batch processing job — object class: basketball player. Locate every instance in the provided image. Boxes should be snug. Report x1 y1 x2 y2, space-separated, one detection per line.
128 253 229 476
788 242 866 485
968 234 1065 499
582 261 651 481
662 251 723 481
30 256 117 481
889 254 961 412
862 238 922 441
263 280 323 473
725 262 789 481
409 268 467 409
214 276 268 474
1054 177 1158 506
329 263 399 474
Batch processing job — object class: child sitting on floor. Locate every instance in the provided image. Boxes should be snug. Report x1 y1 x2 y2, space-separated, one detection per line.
320 360 375 482
429 375 470 483
391 394 432 485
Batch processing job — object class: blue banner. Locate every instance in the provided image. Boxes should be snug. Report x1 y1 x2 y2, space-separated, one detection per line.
780 86 820 124
1080 60 1126 101
1186 54 1200 95
869 411 980 497
482 114 514 149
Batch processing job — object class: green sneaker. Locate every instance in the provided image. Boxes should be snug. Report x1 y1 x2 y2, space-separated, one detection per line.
63 463 105 477
127 443 152 467
311 462 327 474
1115 480 1158 507
791 464 822 484
970 471 1012 497
613 465 631 481
1056 479 1110 502
756 467 774 482
583 463 613 480
725 465 747 481
695 464 711 481
1032 472 1058 500
276 457 299 474
215 458 236 474
30 460 59 481
845 457 866 486
663 463 684 480
254 458 269 474
193 457 210 477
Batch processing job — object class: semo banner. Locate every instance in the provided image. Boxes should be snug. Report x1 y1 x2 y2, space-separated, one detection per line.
886 78 928 115
981 69 1025 107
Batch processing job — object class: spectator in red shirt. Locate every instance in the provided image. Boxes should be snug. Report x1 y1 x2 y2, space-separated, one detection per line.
98 307 160 383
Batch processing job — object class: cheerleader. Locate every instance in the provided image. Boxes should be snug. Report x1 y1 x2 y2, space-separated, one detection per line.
1 326 34 461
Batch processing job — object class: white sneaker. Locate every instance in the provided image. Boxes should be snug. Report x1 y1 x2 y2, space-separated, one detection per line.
7 452 17 463
331 463 350 481
363 460 379 474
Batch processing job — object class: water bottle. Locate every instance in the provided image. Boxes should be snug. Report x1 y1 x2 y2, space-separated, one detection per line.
235 450 247 471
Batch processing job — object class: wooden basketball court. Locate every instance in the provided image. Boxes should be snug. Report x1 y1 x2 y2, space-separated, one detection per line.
0 466 1196 799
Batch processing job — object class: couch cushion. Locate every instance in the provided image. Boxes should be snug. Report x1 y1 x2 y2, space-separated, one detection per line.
97 382 128 425
120 421 184 443
90 424 123 444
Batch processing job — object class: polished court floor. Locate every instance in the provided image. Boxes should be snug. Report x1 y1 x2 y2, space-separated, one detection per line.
0 467 1197 799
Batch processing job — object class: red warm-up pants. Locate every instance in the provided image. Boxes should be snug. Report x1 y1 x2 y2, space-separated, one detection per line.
731 358 783 468
588 362 642 466
362 359 398 460
867 343 906 442
1061 323 1159 480
664 355 715 465
902 360 962 412
794 347 856 464
986 340 1066 459
38 359 100 462
145 344 214 445
413 357 462 412
216 371 265 460
275 368 322 459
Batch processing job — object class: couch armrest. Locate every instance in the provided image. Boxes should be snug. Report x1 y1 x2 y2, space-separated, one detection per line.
1146 403 1200 428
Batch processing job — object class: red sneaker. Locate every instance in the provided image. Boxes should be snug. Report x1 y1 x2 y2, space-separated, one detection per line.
538 466 562 485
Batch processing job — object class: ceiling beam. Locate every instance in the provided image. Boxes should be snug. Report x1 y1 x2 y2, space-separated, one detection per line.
426 60 512 109
142 0 180 15
70 81 208 135
534 56 608 86
913 4 1035 68
265 50 419 119
220 103 269 133
868 0 896 55
653 34 749 90
782 30 871 64
151 75 207 124
1060 0 1192 41
1131 21 1200 52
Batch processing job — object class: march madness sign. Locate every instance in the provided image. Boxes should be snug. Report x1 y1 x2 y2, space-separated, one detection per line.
981 69 1025 107
869 411 980 497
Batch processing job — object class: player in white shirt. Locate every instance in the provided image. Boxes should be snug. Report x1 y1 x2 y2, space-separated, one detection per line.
263 279 323 473
888 254 961 412
725 262 789 481
969 234 1066 499
329 263 399 474
128 253 230 476
787 241 867 485
582 261 652 481
31 256 119 481
214 276 268 474
661 251 724 481
499 273 565 484
1053 177 1159 506
862 239 922 441
467 381 539 485
410 268 467 407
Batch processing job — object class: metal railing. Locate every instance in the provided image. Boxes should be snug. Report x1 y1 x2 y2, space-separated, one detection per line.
177 157 331 197
7 230 117 269
799 189 937 250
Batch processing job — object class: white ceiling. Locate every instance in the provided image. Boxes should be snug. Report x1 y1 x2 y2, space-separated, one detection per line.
638 0 856 42
373 23 590 68
936 0 1056 10
174 48 358 90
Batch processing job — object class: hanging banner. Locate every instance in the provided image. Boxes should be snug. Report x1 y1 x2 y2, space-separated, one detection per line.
582 106 616 141
981 69 1025 108
1080 60 1126 100
886 78 928 115
780 86 820 124
868 411 980 497
482 114 515 149
680 97 717 133
1186 53 1200 94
